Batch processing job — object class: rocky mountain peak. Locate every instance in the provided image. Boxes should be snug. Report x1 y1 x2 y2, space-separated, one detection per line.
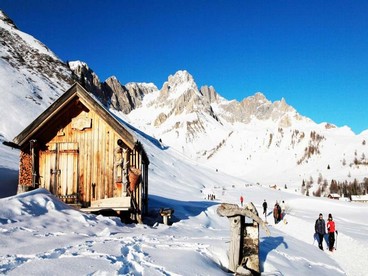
1 10 367 196
168 70 195 85
241 92 269 106
160 70 200 99
68 60 102 98
68 61 94 79
200 85 221 104
0 10 17 29
125 82 158 98
273 97 294 113
104 75 121 89
101 76 131 113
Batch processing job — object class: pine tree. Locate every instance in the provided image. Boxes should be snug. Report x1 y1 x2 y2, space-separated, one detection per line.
329 180 338 193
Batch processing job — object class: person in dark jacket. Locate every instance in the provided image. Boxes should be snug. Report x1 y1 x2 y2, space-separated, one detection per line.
277 203 282 222
315 213 326 250
273 202 280 224
327 213 336 251
262 200 267 214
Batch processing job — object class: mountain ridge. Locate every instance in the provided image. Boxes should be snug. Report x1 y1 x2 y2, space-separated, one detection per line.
1 10 367 194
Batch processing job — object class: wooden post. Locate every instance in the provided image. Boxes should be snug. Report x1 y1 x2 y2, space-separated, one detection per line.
160 208 174 225
217 203 270 275
228 215 242 272
242 203 260 274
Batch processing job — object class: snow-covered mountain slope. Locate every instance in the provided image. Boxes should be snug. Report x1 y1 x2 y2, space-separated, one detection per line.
0 11 74 140
125 70 368 191
1 9 367 194
0 127 367 275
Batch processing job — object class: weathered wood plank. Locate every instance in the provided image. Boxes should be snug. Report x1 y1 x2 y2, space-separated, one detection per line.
90 197 131 208
218 203 270 275
14 83 149 220
217 203 270 236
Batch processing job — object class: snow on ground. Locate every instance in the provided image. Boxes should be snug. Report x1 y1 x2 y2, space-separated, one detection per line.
0 131 368 275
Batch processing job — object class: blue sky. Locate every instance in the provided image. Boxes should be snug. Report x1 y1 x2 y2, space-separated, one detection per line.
2 0 368 133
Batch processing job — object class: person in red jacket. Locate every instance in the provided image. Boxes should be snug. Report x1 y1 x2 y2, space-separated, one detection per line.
327 213 336 251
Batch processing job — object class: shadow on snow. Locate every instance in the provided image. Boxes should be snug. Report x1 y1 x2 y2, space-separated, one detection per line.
0 167 18 198
145 194 219 225
259 236 288 272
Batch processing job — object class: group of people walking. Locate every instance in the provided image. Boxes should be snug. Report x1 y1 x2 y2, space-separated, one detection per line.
261 198 338 252
207 194 216 200
248 198 339 253
261 200 286 224
272 200 286 224
315 213 338 251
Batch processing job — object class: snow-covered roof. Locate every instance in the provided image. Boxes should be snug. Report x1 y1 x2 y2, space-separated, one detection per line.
351 195 368 201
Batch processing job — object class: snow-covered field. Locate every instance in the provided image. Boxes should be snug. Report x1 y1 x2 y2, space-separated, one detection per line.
1 131 367 276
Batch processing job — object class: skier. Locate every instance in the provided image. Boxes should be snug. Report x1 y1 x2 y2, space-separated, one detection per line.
262 200 267 216
240 195 244 207
315 213 326 250
327 213 336 251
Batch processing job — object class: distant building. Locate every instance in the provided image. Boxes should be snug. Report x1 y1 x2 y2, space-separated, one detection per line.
351 195 368 203
327 193 340 200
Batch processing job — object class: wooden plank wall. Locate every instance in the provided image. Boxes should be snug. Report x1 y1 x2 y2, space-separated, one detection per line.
36 108 138 207
18 97 149 214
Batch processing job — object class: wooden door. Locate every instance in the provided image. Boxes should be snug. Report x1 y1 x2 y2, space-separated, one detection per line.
41 143 79 202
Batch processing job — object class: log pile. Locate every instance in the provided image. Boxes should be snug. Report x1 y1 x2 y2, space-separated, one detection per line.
19 151 32 186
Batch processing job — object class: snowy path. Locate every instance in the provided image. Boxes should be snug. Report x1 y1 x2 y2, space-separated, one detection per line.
1 184 368 275
327 232 368 276
270 213 368 276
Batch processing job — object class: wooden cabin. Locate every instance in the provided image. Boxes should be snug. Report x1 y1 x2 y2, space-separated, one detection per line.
327 193 340 200
351 195 368 203
11 83 149 222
